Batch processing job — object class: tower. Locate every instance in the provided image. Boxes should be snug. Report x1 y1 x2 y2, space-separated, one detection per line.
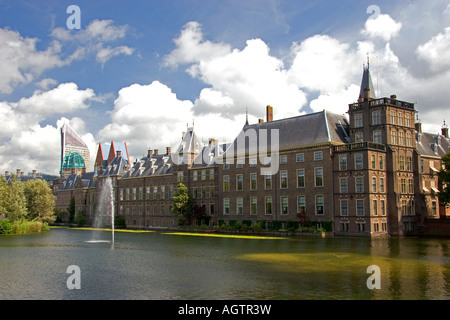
60 123 90 177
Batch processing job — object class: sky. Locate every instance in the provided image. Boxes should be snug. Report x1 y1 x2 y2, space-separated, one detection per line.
0 0 449 176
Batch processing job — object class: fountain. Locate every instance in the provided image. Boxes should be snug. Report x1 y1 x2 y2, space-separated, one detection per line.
89 176 115 245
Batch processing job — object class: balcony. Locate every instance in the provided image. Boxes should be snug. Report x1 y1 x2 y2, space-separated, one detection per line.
333 142 386 153
349 97 415 111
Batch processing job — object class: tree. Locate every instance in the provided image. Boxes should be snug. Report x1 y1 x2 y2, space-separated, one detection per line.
23 179 56 224
68 196 76 223
438 151 450 205
171 182 195 225
4 175 28 221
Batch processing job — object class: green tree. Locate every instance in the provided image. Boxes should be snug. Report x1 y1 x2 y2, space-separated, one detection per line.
4 175 28 221
438 151 450 205
171 182 195 225
23 179 56 224
0 176 9 218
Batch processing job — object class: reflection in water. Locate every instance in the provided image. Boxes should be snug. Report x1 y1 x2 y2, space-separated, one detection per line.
0 229 449 300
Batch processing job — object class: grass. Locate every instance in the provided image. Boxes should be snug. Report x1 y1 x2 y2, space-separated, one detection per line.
162 232 288 240
53 226 154 233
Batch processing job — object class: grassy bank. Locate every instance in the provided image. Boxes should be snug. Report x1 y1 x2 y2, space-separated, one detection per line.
0 219 50 235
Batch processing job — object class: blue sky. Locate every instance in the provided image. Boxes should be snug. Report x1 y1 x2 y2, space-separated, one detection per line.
0 0 449 175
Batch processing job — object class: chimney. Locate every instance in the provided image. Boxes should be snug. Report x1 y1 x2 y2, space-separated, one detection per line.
154 149 159 155
5 171 9 176
32 170 36 178
166 147 171 155
442 121 449 138
116 150 122 157
16 169 20 176
258 119 264 123
266 105 273 122
415 120 422 134
147 149 153 158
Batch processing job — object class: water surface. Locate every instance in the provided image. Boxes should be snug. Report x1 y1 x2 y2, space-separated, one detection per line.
0 228 449 300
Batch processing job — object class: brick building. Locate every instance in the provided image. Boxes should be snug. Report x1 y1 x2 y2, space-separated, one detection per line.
54 64 450 236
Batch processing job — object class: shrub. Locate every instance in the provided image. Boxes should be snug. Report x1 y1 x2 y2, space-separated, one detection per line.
0 219 14 234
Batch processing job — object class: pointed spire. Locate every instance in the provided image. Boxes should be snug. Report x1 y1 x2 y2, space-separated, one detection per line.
358 55 376 101
245 107 249 126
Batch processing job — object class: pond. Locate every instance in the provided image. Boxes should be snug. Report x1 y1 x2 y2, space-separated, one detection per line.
0 227 449 300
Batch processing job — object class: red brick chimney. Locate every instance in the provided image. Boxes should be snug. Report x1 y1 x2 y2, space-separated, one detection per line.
266 105 273 122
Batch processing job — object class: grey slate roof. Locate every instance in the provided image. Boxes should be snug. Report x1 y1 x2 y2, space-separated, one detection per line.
59 172 96 191
121 153 174 179
102 156 128 177
416 131 450 158
223 110 349 157
359 65 376 100
191 142 229 168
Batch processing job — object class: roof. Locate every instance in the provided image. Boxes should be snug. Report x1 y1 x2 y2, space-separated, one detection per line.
59 171 97 191
121 153 174 179
101 155 129 177
191 142 229 168
416 131 450 158
359 65 376 100
62 152 86 169
223 110 349 157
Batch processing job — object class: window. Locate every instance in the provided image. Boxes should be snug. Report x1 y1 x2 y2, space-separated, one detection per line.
390 111 396 124
265 197 272 215
193 170 198 181
355 132 364 143
399 156 405 171
177 171 184 182
379 155 384 170
250 197 257 215
209 169 214 180
340 200 348 216
401 178 406 194
132 188 137 200
401 199 407 215
355 113 363 128
297 169 305 188
380 178 385 193
209 186 215 198
281 196 288 215
340 178 348 193
373 130 382 144
398 112 403 126
406 132 412 147
193 187 197 199
356 177 364 193
408 179 414 194
236 174 243 191
399 131 404 145
280 155 287 164
224 198 230 215
372 177 377 192
356 199 364 216
391 130 397 145
372 110 381 125
146 187 150 200
153 186 157 200
280 170 288 188
405 113 411 127
315 168 323 187
374 223 380 232
339 155 347 171
373 199 378 216
250 173 257 190
201 186 206 199
341 222 349 232
315 195 324 215
161 186 166 199
420 159 424 173
432 201 437 216
297 196 306 214
119 188 124 201
314 151 323 161
224 175 230 191
355 154 363 170
296 153 304 162
236 198 243 215
139 187 143 200
236 161 243 168
265 174 272 189
201 170 206 181
249 158 257 167
371 155 376 169
406 156 412 171
381 200 386 216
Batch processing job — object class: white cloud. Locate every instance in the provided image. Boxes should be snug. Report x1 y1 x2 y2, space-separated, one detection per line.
51 19 135 66
0 28 65 94
98 81 194 160
0 84 98 175
361 14 402 42
416 27 450 72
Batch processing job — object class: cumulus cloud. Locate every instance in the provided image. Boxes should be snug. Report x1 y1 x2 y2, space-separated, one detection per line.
416 27 450 73
0 84 98 175
361 13 402 41
98 81 194 159
0 28 65 94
